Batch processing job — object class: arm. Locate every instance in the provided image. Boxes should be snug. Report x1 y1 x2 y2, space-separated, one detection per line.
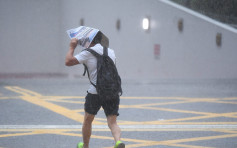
65 38 80 66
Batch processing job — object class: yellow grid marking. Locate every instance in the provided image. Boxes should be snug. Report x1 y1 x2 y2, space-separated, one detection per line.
4 86 103 125
1 86 237 148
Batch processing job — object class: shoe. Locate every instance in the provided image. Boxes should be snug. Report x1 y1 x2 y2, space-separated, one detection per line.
114 141 125 148
77 142 84 148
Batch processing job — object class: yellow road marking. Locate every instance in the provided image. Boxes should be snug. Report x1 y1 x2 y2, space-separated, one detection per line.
45 99 84 104
0 128 236 132
133 100 205 107
211 129 237 134
2 86 237 148
73 109 85 113
0 96 19 100
5 86 103 125
166 143 214 148
164 133 237 144
124 133 237 148
41 96 85 100
3 86 237 126
1 128 237 147
135 106 212 115
223 97 237 100
7 86 42 96
0 131 39 138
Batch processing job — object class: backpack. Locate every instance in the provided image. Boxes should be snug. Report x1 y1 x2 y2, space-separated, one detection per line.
83 47 122 100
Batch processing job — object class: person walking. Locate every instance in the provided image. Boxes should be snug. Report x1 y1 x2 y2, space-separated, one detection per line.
65 28 125 148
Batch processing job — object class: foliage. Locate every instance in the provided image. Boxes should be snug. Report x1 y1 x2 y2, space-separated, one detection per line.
171 0 237 27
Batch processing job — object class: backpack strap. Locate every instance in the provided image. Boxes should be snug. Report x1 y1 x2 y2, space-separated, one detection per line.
82 48 100 89
103 46 108 56
82 48 100 77
83 64 87 76
81 49 89 76
84 48 101 58
83 63 96 88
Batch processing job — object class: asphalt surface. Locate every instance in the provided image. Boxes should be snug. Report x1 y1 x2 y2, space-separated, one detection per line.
1 78 237 148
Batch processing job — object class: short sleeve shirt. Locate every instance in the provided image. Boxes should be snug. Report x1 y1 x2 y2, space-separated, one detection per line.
74 44 116 94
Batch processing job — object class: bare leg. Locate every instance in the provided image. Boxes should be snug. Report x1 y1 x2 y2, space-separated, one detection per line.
107 115 121 142
82 112 95 148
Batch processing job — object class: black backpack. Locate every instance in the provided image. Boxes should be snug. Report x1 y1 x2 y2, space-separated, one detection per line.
83 47 122 99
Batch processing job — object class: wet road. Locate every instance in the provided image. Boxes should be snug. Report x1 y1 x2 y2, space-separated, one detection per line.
1 78 237 148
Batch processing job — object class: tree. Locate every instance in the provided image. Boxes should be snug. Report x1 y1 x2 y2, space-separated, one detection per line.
171 0 237 26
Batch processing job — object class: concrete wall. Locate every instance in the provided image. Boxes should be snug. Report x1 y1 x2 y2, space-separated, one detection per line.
1 0 237 79
0 0 62 74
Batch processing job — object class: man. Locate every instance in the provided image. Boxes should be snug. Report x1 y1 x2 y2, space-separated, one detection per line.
65 31 125 148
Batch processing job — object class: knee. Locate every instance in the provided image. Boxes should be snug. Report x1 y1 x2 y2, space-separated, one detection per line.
84 113 94 124
107 115 118 129
108 120 117 129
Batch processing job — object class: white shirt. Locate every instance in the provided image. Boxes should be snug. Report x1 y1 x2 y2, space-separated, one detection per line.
74 44 116 94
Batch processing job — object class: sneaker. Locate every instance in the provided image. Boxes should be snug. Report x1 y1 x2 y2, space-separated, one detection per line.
77 142 84 148
114 141 125 148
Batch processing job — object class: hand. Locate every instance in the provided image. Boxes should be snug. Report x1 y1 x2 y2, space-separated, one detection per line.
70 38 78 49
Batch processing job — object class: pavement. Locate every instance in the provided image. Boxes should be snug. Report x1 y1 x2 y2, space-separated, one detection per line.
0 78 237 148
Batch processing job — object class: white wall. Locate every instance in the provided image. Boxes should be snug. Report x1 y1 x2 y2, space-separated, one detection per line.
0 0 62 74
1 0 237 79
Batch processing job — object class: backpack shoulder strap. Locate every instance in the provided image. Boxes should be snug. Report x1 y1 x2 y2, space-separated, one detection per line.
83 63 96 88
82 48 98 88
82 48 98 76
84 48 101 58
103 46 108 56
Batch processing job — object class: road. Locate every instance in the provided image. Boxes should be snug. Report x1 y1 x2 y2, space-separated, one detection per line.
0 78 237 148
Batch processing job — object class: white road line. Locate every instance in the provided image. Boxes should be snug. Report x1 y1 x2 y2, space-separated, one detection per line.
1 125 237 129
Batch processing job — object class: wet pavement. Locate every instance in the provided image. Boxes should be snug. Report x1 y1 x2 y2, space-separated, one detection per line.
0 78 237 148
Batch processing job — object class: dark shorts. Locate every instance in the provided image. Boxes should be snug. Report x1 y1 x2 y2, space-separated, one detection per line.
84 93 120 116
